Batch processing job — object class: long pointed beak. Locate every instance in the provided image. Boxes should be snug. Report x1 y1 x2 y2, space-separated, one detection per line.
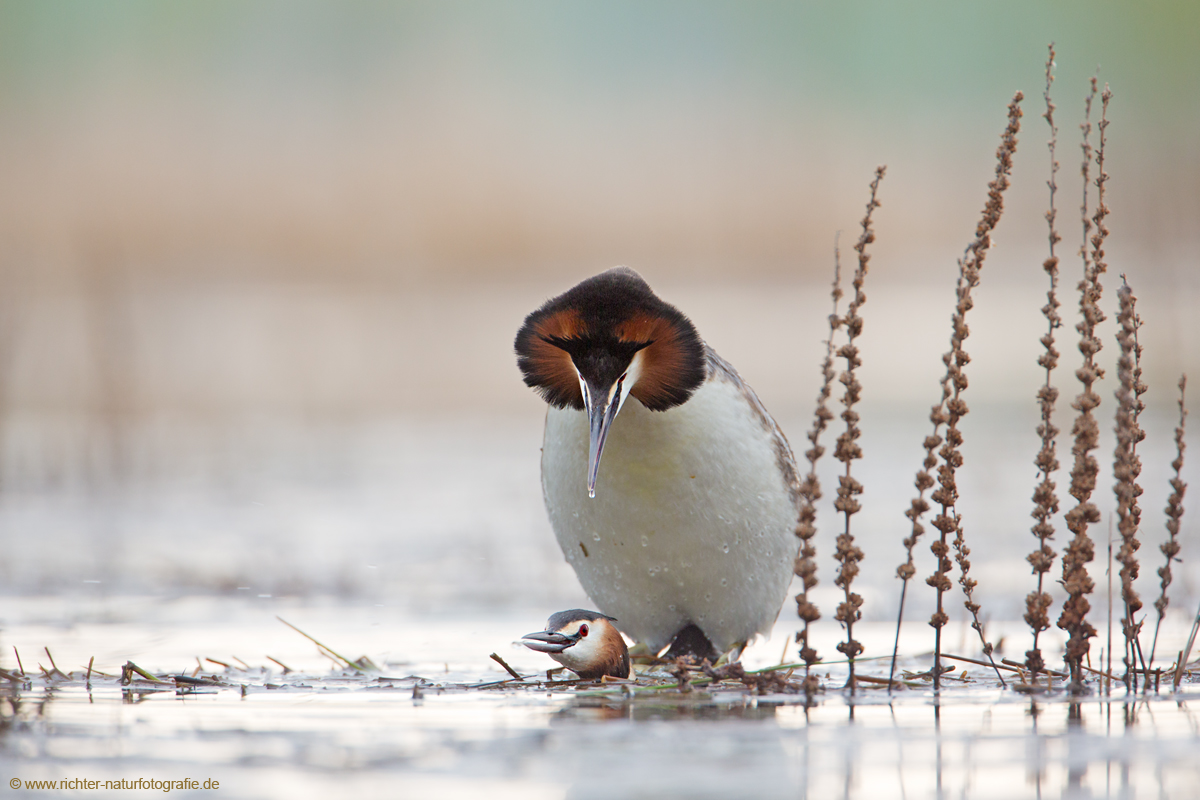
584 379 624 499
520 630 578 654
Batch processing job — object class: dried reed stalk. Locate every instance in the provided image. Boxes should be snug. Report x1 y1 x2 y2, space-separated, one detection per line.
925 93 1023 690
832 165 885 689
889 320 953 688
1106 521 1114 693
794 242 843 693
1025 45 1062 682
1175 600 1200 691
1113 277 1147 691
1057 80 1108 692
1149 376 1188 666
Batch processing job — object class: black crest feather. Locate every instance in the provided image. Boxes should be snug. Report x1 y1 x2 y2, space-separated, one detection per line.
515 268 706 410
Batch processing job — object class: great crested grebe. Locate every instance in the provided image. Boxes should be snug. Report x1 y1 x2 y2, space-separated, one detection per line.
515 267 801 660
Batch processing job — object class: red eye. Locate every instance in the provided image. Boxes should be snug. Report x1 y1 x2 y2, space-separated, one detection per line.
579 624 589 638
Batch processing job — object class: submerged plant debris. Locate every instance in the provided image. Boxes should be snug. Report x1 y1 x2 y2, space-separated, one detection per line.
5 615 1199 704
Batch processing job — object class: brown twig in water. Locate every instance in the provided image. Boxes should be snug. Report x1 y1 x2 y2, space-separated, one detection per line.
943 653 1038 677
1057 79 1107 693
489 652 525 681
121 661 165 685
1003 657 1068 678
852 674 914 689
927 92 1024 690
12 647 24 677
833 165 885 690
794 239 843 694
1081 662 1124 683
276 615 366 672
44 647 68 679
1149 376 1188 666
1113 277 1147 691
82 665 116 679
1175 603 1200 690
1025 44 1062 684
266 655 294 674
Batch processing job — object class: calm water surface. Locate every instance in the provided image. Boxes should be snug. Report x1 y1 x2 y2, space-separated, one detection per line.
0 388 1196 798
2 598 1198 799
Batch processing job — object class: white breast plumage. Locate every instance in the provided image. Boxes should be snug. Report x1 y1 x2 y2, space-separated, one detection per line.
541 347 800 654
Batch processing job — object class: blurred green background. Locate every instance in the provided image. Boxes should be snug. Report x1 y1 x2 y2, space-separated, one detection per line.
0 2 1196 415
1 1 1196 285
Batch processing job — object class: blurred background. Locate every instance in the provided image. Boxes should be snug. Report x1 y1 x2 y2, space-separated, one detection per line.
0 1 1197 632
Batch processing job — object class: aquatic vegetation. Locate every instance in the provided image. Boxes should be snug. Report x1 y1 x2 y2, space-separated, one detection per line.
793 241 842 694
1057 80 1108 693
910 92 1024 691
1024 45 1063 684
831 165 884 689
1150 377 1188 666
1113 278 1147 690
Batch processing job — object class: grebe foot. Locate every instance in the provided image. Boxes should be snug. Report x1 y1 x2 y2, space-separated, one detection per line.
661 623 719 662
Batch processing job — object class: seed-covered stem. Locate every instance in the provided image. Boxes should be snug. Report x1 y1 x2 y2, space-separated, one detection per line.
1113 277 1147 692
926 93 1024 690
1025 44 1062 682
1148 376 1188 667
1057 80 1108 693
833 165 885 690
794 242 843 694
889 329 952 688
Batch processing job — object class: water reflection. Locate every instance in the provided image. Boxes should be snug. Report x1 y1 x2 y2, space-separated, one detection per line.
3 660 1199 798
553 693 780 724
529 690 1200 799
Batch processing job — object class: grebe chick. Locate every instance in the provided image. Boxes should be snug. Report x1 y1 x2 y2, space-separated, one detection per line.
521 609 632 680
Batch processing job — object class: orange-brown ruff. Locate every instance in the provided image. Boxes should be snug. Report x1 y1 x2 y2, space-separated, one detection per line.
515 270 706 413
515 268 801 657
